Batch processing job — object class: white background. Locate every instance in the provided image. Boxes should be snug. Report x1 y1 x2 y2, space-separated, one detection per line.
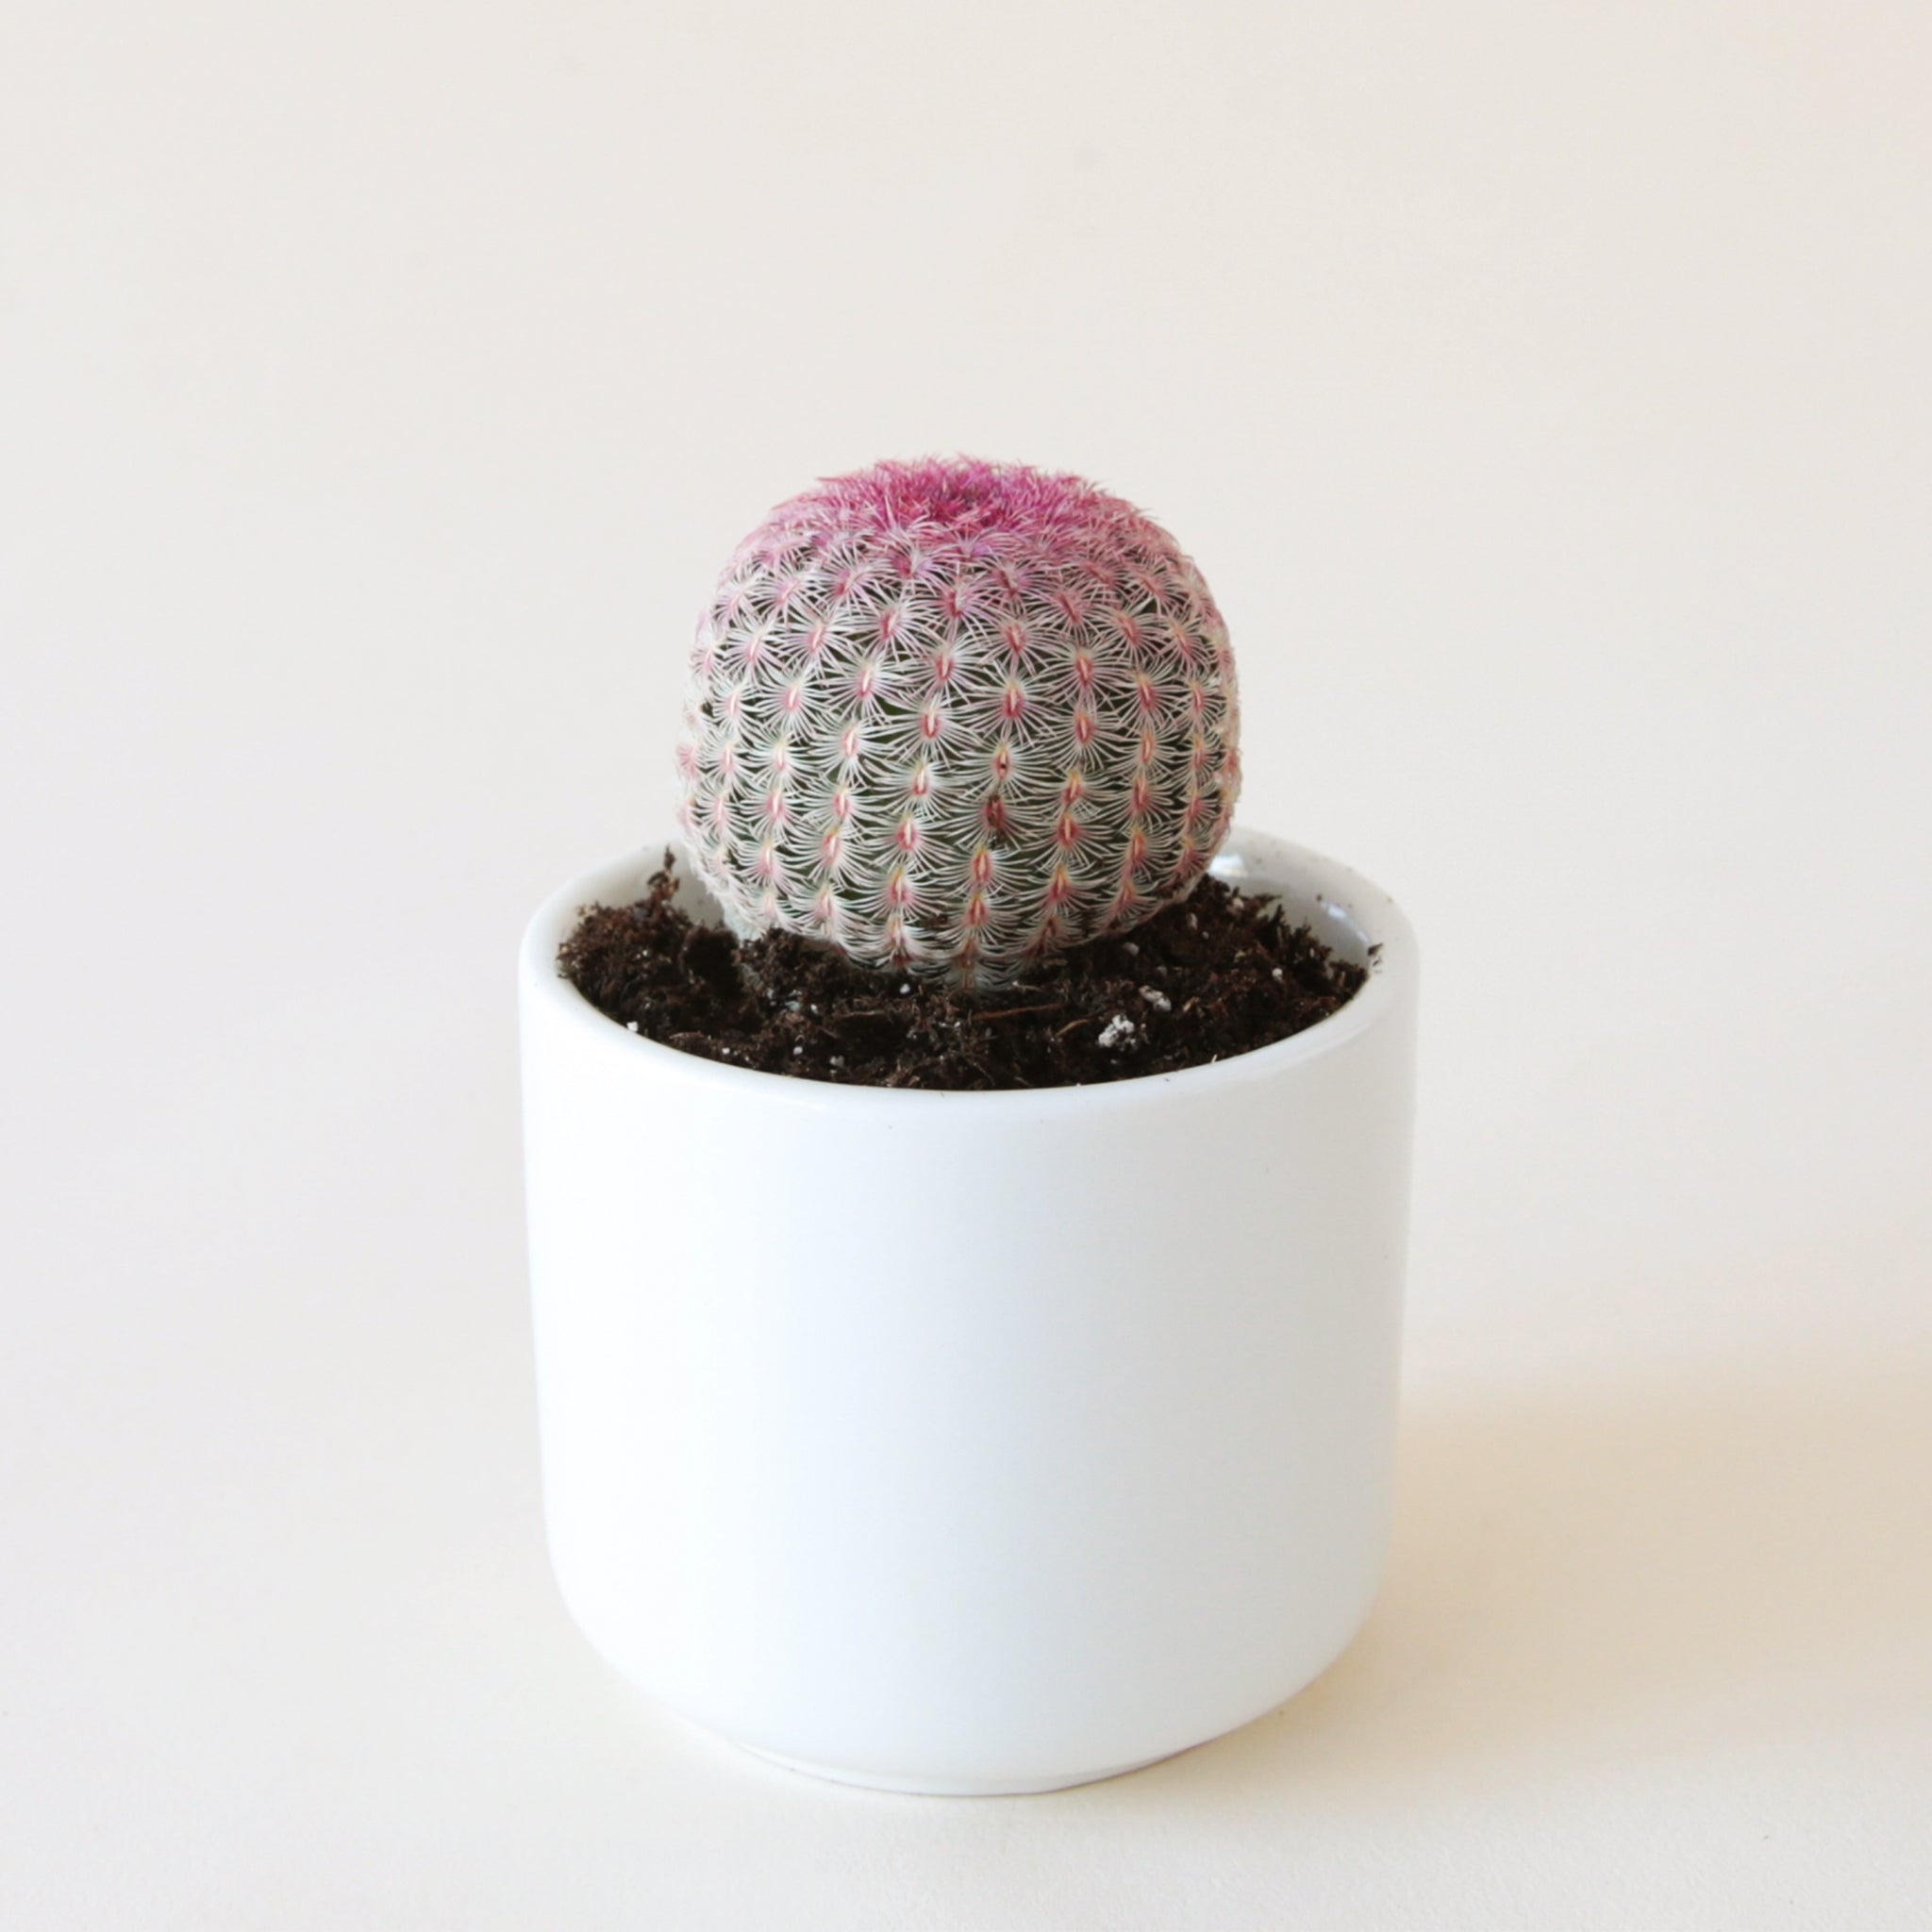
4 2 1928 1924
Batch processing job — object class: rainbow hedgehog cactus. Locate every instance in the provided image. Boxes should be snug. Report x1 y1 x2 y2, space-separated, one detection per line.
674 457 1241 988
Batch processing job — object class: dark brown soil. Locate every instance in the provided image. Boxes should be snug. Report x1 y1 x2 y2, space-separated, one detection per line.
558 854 1367 1091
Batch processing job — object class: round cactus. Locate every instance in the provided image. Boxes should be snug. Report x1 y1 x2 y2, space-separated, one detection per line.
674 457 1241 986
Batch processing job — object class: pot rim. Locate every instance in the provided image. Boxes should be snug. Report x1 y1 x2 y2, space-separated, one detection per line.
519 825 1417 1116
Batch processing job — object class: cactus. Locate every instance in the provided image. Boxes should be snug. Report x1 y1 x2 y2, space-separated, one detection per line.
674 457 1241 987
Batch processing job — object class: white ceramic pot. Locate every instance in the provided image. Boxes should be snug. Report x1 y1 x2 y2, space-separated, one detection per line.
519 828 1418 1794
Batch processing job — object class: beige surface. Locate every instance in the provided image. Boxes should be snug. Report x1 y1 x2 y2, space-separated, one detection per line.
3 3 1928 1924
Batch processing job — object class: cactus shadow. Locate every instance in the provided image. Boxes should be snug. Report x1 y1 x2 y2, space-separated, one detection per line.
1139 1351 1932 1801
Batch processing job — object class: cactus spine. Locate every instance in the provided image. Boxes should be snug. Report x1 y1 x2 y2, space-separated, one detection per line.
674 457 1241 986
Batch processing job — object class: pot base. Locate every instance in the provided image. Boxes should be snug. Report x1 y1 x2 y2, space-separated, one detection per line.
741 1743 1172 1796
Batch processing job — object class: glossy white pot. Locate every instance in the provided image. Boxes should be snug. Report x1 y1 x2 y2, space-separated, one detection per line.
519 828 1418 1794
